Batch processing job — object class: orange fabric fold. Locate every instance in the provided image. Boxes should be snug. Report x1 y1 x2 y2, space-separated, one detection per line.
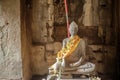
57 35 80 58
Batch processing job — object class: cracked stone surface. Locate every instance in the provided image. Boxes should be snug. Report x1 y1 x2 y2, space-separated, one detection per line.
0 0 22 79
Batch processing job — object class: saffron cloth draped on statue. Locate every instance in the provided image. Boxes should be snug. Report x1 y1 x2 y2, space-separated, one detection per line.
57 35 80 58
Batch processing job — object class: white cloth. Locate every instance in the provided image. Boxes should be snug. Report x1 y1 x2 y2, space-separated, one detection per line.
77 62 95 73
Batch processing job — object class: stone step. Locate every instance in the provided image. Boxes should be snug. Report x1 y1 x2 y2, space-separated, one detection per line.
61 71 92 75
47 74 91 80
60 79 90 80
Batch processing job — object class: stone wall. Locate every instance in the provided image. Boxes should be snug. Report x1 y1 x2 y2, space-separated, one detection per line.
113 0 120 78
20 0 33 80
31 42 62 75
0 0 117 79
0 0 22 80
30 0 55 75
31 0 49 43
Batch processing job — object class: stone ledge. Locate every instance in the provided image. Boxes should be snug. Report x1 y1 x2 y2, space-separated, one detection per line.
60 79 90 80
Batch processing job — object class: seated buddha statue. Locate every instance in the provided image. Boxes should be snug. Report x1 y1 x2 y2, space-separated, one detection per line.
49 21 95 75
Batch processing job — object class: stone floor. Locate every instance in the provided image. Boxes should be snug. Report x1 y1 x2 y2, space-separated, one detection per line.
61 78 90 80
31 74 115 80
31 74 47 80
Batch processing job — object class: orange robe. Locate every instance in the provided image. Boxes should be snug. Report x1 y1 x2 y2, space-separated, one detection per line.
57 35 80 59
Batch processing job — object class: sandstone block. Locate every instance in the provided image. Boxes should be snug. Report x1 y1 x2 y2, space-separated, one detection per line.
31 46 48 75
46 43 54 51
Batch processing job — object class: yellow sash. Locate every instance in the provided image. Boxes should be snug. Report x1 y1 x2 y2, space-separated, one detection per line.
57 35 80 58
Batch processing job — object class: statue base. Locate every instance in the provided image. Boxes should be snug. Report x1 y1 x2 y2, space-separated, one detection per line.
48 66 98 80
47 70 97 80
60 78 90 80
47 74 92 80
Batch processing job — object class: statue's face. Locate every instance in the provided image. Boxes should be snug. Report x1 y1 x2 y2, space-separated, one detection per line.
69 26 77 36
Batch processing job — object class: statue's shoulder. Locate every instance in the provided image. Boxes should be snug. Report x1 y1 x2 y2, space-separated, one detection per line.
79 38 86 46
80 38 85 42
63 38 70 43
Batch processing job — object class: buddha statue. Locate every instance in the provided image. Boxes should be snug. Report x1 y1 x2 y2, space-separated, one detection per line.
48 21 95 79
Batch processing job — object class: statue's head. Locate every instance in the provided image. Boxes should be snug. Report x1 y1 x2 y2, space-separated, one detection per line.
69 21 78 36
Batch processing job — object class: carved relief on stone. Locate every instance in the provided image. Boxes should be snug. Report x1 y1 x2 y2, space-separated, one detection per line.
0 10 9 63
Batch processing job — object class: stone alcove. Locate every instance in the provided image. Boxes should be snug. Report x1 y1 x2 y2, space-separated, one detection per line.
0 0 119 80
21 0 118 80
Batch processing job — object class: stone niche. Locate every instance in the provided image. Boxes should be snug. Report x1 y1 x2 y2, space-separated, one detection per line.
54 0 84 25
53 0 84 41
29 0 116 79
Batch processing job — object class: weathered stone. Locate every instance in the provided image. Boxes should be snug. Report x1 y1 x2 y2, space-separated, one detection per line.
0 0 117 80
48 5 54 21
31 46 45 61
48 20 54 27
95 63 105 73
53 26 67 42
31 0 48 43
46 52 56 60
53 42 62 54
46 52 56 67
48 0 53 4
88 45 116 74
31 46 48 75
54 0 66 24
88 45 103 51
47 27 54 42
94 53 103 61
92 0 99 26
78 27 102 44
83 0 93 26
0 0 22 79
46 43 54 51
